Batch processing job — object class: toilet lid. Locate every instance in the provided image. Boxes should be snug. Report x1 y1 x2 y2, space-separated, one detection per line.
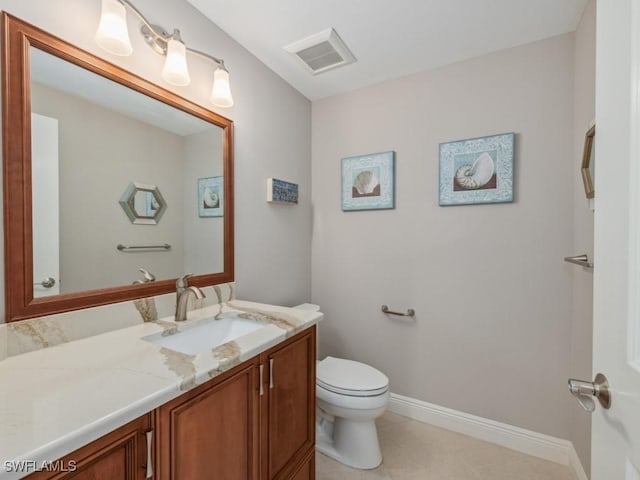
317 357 389 396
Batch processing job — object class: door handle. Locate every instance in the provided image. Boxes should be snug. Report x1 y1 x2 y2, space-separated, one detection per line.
144 430 153 478
259 364 264 396
568 373 611 412
34 277 56 288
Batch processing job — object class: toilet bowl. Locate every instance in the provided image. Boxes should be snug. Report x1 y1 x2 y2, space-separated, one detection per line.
315 356 390 469
291 303 390 469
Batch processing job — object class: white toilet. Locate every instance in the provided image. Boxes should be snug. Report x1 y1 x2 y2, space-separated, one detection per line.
316 356 390 469
292 303 390 470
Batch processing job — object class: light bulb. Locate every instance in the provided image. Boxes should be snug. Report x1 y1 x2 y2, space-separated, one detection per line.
210 66 234 107
94 0 132 56
161 32 191 86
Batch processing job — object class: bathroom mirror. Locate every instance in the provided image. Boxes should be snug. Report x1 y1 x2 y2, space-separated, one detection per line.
581 124 595 199
119 182 168 225
2 14 234 321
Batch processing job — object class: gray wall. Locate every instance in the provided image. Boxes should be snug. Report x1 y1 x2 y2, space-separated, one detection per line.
32 83 185 292
0 0 312 321
570 0 596 473
311 35 576 439
183 128 224 275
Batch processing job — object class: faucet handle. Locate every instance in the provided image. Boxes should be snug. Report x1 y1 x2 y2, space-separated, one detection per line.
176 273 194 289
138 268 156 282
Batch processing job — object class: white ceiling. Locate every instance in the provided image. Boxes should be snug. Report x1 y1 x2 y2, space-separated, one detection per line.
186 0 589 101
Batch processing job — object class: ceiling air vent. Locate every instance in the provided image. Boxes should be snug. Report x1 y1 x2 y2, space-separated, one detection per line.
284 28 356 75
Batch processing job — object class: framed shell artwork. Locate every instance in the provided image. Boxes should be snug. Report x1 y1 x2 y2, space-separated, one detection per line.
198 176 224 217
439 132 515 206
341 151 395 211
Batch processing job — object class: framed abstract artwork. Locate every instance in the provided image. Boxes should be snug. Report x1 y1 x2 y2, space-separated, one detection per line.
439 132 515 206
341 151 395 211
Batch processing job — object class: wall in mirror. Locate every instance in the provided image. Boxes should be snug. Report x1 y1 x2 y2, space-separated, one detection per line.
29 46 224 297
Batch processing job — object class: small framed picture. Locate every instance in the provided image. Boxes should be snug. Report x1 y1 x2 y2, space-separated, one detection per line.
198 176 224 217
267 178 299 205
439 132 515 206
341 151 395 211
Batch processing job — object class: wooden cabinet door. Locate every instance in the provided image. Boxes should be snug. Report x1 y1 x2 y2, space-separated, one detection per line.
262 327 316 480
289 452 315 480
26 414 153 480
157 360 260 480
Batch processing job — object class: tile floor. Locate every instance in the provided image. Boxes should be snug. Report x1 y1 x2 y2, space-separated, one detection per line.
316 412 574 480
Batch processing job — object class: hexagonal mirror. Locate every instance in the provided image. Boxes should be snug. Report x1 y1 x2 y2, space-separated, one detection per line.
119 182 167 225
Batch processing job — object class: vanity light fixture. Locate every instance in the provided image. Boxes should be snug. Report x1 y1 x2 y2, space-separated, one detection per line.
94 0 234 107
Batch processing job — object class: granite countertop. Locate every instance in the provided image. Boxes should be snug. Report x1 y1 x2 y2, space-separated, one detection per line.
0 300 322 480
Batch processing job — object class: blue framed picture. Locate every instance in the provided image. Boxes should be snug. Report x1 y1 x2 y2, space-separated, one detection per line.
267 178 299 204
198 176 223 217
439 132 515 206
341 151 395 211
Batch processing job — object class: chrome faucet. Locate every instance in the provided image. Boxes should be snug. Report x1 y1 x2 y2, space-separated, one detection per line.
132 268 156 285
175 274 205 322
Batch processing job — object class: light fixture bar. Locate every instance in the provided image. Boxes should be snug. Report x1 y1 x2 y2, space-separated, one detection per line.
116 0 225 68
187 47 223 69
96 0 234 107
118 0 162 43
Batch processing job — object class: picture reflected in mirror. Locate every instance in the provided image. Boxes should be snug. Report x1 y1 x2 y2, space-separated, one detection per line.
119 182 167 224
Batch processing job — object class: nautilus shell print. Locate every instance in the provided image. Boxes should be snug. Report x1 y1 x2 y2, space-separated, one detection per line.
439 133 514 206
353 170 379 195
454 152 495 190
203 187 219 208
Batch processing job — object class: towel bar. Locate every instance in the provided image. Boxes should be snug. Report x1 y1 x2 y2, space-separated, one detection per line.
381 305 415 317
117 243 171 252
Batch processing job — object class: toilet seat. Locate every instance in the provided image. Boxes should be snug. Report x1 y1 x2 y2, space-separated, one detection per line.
317 357 389 397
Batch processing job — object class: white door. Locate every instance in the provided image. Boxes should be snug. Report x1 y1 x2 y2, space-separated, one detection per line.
31 113 60 297
590 1 640 478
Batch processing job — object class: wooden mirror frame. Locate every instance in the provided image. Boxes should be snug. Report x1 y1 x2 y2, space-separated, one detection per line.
581 124 595 199
2 14 234 322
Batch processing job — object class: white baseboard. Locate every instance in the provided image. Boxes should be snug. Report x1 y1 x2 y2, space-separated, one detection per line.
569 444 589 480
388 392 588 479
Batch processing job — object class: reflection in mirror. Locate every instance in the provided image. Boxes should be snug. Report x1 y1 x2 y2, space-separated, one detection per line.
3 14 234 321
581 124 595 199
30 47 224 296
119 182 167 224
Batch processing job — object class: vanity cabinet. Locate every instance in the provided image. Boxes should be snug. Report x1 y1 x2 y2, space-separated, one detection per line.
26 414 153 480
289 452 314 480
156 360 260 479
261 329 316 480
23 327 316 480
157 326 316 480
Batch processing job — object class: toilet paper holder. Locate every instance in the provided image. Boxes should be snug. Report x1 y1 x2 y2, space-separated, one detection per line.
381 305 415 317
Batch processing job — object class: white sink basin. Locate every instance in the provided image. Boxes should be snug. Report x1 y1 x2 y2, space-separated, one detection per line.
143 315 266 355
